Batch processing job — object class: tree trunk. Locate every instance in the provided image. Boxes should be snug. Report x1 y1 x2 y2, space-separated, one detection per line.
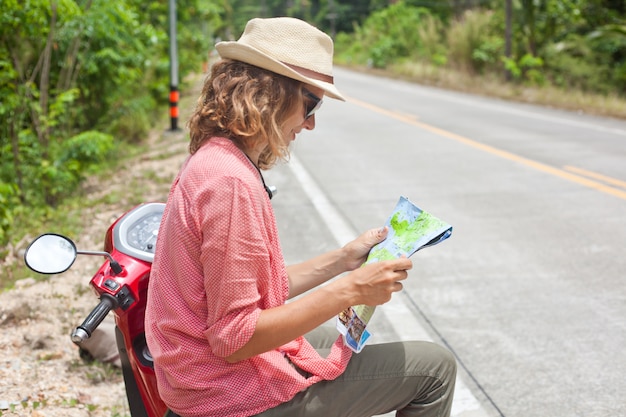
38 1 57 153
8 111 25 203
521 0 537 55
36 2 58 205
57 0 94 91
505 0 512 81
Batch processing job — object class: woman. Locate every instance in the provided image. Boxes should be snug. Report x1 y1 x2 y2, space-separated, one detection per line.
145 17 456 417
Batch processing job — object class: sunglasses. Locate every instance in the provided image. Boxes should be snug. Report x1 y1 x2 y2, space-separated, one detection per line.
303 90 323 120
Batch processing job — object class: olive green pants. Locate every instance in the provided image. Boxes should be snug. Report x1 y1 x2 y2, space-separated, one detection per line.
254 326 457 417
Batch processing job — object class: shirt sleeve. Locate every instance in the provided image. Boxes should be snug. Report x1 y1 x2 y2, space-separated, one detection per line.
196 174 270 358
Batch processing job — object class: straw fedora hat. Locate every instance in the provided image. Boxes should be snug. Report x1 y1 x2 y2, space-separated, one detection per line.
215 17 345 101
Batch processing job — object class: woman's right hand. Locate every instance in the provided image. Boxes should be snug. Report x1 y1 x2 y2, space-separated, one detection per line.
342 257 413 306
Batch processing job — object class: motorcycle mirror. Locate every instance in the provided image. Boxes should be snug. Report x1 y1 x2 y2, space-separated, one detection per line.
24 233 78 274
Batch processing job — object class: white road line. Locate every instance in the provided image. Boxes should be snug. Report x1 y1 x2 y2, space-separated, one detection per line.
287 154 355 247
288 153 490 417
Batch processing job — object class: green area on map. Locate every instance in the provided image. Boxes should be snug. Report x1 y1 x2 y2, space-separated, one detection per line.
338 196 452 353
365 197 452 264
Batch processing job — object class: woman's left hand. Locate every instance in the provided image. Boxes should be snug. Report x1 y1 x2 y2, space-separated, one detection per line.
342 227 389 271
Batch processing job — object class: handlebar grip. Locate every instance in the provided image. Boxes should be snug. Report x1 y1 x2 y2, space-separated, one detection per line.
71 295 117 344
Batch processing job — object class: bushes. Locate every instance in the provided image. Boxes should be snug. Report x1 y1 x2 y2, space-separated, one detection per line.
1 1 159 219
335 3 434 68
335 4 503 73
0 0 220 249
57 131 115 178
0 183 19 246
105 96 155 144
335 2 625 98
446 9 502 74
542 37 611 92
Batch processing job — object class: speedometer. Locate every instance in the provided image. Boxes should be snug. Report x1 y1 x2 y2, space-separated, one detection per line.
113 203 165 263
127 213 161 253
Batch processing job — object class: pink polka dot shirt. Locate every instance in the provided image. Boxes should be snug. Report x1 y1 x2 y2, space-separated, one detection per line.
145 137 352 417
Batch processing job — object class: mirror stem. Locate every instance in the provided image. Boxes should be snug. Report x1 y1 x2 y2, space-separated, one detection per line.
76 250 124 275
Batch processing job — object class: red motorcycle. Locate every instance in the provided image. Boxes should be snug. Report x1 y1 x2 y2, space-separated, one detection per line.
24 202 178 417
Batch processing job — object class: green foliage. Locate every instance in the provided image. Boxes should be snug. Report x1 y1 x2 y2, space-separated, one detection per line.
0 182 19 245
447 9 501 74
416 14 448 66
105 95 156 143
520 54 546 85
58 131 115 173
502 53 546 85
587 24 626 90
70 1 161 130
501 0 625 91
0 0 223 250
334 0 625 95
542 38 613 92
17 131 115 207
217 0 381 37
335 3 433 68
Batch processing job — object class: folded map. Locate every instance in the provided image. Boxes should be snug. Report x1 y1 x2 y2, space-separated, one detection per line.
336 196 453 353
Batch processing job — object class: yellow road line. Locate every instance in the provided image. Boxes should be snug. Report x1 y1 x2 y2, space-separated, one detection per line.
564 165 626 189
347 96 626 201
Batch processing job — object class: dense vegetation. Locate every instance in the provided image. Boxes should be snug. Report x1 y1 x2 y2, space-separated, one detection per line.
1 0 220 244
334 1 626 93
1 0 625 286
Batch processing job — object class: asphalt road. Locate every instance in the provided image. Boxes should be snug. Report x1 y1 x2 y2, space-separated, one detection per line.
264 67 626 417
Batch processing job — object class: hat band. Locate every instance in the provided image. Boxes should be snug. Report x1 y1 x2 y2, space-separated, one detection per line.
282 62 334 84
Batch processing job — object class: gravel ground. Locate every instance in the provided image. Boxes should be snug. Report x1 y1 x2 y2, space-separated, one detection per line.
0 101 193 417
0 261 129 417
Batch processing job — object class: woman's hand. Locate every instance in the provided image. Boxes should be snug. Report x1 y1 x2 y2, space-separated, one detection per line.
342 227 389 271
342 257 412 307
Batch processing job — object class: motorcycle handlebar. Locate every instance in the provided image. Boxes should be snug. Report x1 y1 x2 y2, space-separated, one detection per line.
71 294 117 344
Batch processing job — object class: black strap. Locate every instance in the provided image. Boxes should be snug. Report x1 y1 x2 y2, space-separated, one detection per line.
243 153 273 200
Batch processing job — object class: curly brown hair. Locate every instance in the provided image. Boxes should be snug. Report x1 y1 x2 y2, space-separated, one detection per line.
188 59 304 169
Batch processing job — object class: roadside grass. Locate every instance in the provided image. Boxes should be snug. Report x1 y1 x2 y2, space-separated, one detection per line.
347 60 626 120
